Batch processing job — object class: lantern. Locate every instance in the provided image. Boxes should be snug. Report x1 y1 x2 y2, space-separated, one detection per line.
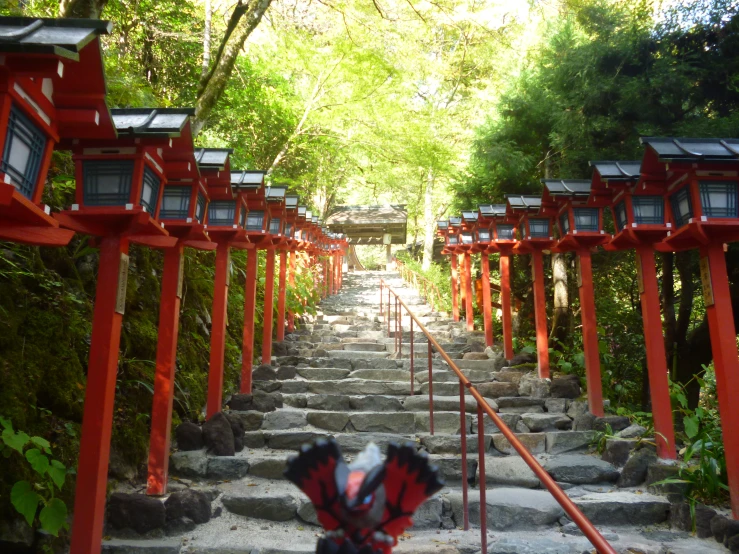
541 179 609 251
0 17 114 247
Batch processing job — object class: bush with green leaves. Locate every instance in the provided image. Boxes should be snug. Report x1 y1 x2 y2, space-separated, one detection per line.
1 417 69 536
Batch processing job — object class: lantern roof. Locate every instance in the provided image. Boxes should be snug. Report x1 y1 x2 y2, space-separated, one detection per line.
541 179 591 197
111 108 194 137
506 195 542 211
298 206 307 217
437 220 449 230
266 185 287 201
0 17 112 59
449 216 462 226
461 210 478 223
230 170 265 190
640 137 739 163
589 161 641 183
479 204 507 217
312 216 319 224
194 148 233 170
285 195 299 209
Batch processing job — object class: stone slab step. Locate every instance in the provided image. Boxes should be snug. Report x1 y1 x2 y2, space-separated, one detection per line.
326 350 389 359
343 342 388 352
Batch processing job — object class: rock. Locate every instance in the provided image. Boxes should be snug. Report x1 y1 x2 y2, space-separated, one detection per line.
202 412 235 456
276 365 297 380
227 390 282 412
229 410 263 432
272 342 288 356
729 534 739 552
108 447 138 481
478 412 520 434
492 433 546 455
164 490 211 524
560 522 619 542
306 412 350 431
601 439 633 467
484 456 540 488
248 457 286 479
298 367 351 380
297 500 320 526
410 495 443 529
313 348 329 357
574 491 669 525
549 375 580 399
518 374 550 398
253 381 282 393
545 431 596 454
476 382 519 398
496 397 545 411
711 514 739 544
280 381 309 394
617 424 647 439
566 399 589 418
170 450 207 478
544 398 567 413
572 413 595 431
349 395 403 412
352 358 399 370
420 434 488 454
670 501 716 538
646 463 689 495
496 371 524 385
307 394 352 411
544 454 619 484
521 413 571 432
253 364 278 381
486 488 564 529
515 420 531 433
224 413 245 452
262 410 308 430
463 352 489 360
593 415 630 432
174 422 203 451
267 431 329 450
0 518 34 552
107 493 166 534
617 448 657 487
506 352 537 366
350 412 415 434
164 516 196 536
222 493 299 521
207 456 250 479
488 537 586 553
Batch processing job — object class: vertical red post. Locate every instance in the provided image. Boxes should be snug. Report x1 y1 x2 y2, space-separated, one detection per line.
477 405 488 554
500 254 514 360
428 340 434 435
701 243 739 518
459 380 469 531
147 244 184 496
241 247 258 394
464 253 474 331
410 319 415 395
480 253 493 347
531 250 550 378
70 236 129 554
287 250 297 332
636 246 676 460
262 247 276 365
206 242 231 419
575 251 604 416
276 249 288 342
451 255 460 322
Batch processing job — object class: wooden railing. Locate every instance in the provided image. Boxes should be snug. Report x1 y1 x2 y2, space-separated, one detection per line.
394 258 448 313
379 279 617 554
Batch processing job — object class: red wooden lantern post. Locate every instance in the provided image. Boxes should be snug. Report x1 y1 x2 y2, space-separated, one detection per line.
56 108 200 554
0 17 114 247
641 137 739 516
288 206 308 332
275 193 298 342
542 179 611 417
590 160 676 461
202 169 253 417
507 195 556 378
459 211 478 331
475 205 503 348
261 185 288 365
437 220 461 321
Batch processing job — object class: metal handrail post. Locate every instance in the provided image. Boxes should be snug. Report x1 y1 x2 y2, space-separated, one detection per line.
410 319 415 395
460 380 469 530
398 299 403 358
428 339 434 435
477 404 488 554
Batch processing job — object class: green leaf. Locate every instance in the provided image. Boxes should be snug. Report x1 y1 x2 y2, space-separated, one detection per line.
559 361 573 372
25 448 50 476
683 415 700 439
39 498 67 536
0 416 12 430
31 436 51 454
10 481 40 526
48 460 66 490
676 392 688 409
2 429 29 454
521 345 535 354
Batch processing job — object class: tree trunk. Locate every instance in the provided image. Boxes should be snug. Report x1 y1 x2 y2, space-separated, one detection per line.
60 0 108 18
421 168 434 270
549 252 569 345
202 0 212 78
193 0 274 134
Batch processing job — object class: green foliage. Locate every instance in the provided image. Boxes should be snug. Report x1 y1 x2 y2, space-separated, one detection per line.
1 418 68 536
395 252 452 313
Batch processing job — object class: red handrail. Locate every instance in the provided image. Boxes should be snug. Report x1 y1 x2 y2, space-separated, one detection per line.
379 279 617 554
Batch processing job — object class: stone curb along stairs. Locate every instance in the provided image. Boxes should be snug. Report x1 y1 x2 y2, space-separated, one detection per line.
100 272 733 554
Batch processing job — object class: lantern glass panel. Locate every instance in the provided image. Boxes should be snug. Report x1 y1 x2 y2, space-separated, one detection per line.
270 217 282 234
285 223 293 237
1 106 45 199
669 187 693 228
239 206 247 228
82 160 134 206
141 166 161 213
159 186 190 219
529 218 550 238
461 232 474 244
497 224 515 240
614 201 628 231
478 230 490 242
574 208 599 231
195 193 206 223
700 181 738 218
559 212 570 235
448 235 458 245
246 210 265 231
208 200 236 225
633 196 664 225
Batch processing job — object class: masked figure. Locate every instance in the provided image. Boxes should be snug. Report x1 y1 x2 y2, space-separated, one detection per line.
285 439 444 554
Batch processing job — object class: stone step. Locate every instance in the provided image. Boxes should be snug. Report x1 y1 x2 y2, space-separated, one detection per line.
280 393 496 414
342 342 388 352
326 350 389 359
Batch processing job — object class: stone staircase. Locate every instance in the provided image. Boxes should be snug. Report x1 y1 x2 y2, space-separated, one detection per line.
102 271 731 554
